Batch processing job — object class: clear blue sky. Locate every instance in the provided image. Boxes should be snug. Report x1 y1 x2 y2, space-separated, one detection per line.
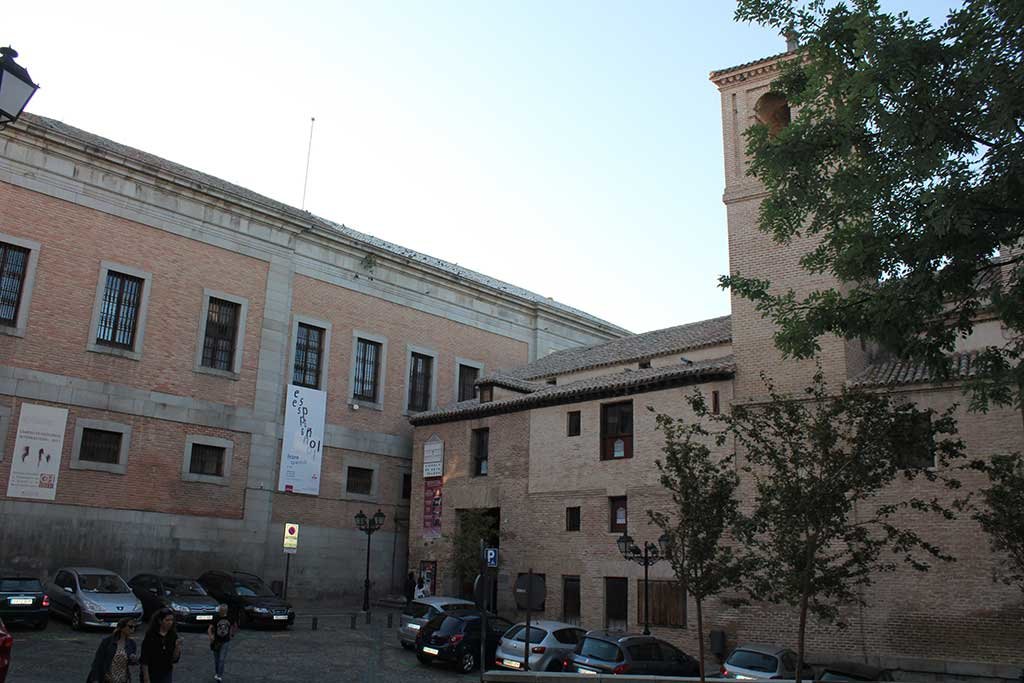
7 1 954 333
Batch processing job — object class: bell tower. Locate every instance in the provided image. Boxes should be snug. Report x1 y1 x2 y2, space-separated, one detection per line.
710 50 868 399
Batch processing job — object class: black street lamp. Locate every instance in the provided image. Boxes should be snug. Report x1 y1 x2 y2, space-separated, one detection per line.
355 509 386 612
0 48 39 129
617 531 672 635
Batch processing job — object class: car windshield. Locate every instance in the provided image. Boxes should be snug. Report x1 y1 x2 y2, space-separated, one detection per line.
403 602 432 618
163 578 207 596
79 574 130 594
233 576 275 597
579 637 623 662
510 626 549 642
727 650 778 673
0 579 43 592
434 616 466 635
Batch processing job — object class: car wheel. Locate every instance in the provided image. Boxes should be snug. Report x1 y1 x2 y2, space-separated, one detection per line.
417 653 433 665
459 651 477 674
546 660 563 672
71 607 82 630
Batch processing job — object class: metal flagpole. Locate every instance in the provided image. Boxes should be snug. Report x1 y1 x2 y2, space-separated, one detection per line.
301 116 315 210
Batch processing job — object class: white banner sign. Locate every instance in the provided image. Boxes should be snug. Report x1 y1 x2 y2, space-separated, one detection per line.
6 403 69 501
278 384 327 496
423 435 444 478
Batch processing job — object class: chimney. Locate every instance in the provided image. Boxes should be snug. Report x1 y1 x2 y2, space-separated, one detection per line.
784 28 798 52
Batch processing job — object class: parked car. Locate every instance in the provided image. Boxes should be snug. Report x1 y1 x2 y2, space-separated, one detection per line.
818 662 895 681
0 578 48 629
398 597 474 650
48 568 142 630
494 620 586 672
415 609 513 674
197 570 294 628
565 630 700 676
0 618 11 683
721 643 814 680
129 574 219 626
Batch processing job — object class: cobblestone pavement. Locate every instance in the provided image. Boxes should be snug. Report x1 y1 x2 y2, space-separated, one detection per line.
3 611 469 682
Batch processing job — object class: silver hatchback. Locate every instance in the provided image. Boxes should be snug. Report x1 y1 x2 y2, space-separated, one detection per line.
397 597 474 649
494 620 586 672
722 643 814 680
48 567 143 630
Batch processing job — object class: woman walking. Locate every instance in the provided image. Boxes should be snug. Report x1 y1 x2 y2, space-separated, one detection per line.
140 608 180 683
88 618 138 683
207 604 237 682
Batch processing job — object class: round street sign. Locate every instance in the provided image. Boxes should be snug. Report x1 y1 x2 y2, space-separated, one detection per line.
513 573 546 611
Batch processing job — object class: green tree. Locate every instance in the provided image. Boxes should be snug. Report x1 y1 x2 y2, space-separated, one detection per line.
724 0 1023 415
726 372 966 683
445 509 499 597
648 394 743 683
974 453 1024 591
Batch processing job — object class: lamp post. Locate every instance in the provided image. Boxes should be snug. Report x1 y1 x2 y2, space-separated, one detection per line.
617 531 671 635
0 47 39 129
355 509 386 612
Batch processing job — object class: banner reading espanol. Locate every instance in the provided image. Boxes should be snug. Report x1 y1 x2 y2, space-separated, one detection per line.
277 384 327 496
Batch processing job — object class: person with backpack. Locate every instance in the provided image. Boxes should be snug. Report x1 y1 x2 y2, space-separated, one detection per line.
207 604 238 682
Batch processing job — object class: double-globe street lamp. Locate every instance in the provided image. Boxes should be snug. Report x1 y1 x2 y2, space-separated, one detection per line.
355 509 386 612
0 47 40 129
617 531 672 636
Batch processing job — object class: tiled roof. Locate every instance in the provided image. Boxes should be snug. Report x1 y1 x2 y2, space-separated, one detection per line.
709 50 791 79
488 315 731 382
15 114 628 334
411 356 736 425
479 374 548 394
850 351 982 388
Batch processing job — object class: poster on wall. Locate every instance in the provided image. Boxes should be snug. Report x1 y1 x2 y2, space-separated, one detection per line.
422 478 443 539
423 435 444 477
277 384 327 496
6 403 69 501
419 560 437 596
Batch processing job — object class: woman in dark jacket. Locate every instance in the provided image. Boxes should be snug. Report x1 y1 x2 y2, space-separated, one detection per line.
140 608 180 683
88 618 138 683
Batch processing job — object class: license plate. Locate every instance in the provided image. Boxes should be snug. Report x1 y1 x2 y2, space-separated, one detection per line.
422 647 439 655
196 615 213 621
9 598 33 605
578 666 598 674
408 623 420 630
503 659 521 669
272 615 288 620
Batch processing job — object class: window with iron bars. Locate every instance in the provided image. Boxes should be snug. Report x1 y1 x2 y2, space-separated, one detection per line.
0 242 29 326
293 323 325 388
408 352 433 412
96 271 143 349
353 338 382 402
79 429 122 465
189 443 225 477
201 298 240 371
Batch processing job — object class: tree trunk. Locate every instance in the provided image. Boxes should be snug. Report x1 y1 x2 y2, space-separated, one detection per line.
796 536 817 683
696 597 706 683
796 587 809 683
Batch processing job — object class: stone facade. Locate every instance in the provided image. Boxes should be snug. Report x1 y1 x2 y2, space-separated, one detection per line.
0 114 625 602
407 50 1024 683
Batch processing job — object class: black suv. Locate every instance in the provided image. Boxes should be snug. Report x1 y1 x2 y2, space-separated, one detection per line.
129 574 220 626
415 609 513 674
566 630 700 676
0 577 48 629
196 570 294 628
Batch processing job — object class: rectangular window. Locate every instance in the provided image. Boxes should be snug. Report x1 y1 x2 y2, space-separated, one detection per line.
346 466 374 496
637 579 687 627
402 473 412 500
293 323 325 388
601 402 633 460
472 428 490 476
479 386 493 403
201 298 241 371
562 576 581 625
567 411 581 437
189 443 225 477
0 242 30 326
96 271 143 349
458 364 479 402
609 496 627 533
605 577 628 630
79 428 123 465
712 390 720 415
565 506 581 531
408 352 433 412
353 338 383 402
892 410 935 469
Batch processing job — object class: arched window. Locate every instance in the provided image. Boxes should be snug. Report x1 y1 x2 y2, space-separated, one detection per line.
755 92 791 136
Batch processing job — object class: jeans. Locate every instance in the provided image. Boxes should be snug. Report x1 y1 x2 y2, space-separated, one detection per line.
213 641 230 676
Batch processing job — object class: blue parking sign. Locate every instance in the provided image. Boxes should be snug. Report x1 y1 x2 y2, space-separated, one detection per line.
485 547 498 568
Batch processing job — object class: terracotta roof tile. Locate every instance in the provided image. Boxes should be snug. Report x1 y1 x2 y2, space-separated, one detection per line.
850 351 982 388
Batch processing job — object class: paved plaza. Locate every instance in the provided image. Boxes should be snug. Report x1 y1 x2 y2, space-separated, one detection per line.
4 610 463 682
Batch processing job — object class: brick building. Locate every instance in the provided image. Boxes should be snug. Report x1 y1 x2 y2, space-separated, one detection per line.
0 113 626 601
407 50 1024 680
